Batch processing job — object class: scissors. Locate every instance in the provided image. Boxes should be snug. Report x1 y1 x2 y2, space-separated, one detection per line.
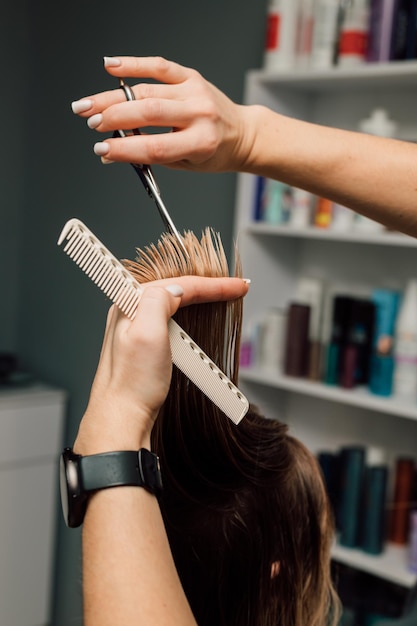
113 79 189 259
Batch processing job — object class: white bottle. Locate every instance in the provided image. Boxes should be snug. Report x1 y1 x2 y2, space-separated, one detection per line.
296 0 315 69
263 0 301 71
393 279 417 402
288 188 313 228
338 0 370 67
310 0 340 69
354 108 398 232
259 308 287 371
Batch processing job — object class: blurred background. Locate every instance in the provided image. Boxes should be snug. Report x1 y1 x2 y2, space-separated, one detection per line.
1 1 267 623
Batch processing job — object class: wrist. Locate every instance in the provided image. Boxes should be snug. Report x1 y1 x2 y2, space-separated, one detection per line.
237 104 268 174
74 406 154 456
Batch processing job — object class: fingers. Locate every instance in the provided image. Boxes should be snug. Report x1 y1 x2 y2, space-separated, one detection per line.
87 99 193 132
102 55 196 84
71 56 195 118
72 83 182 119
142 276 249 306
93 127 215 167
131 284 183 334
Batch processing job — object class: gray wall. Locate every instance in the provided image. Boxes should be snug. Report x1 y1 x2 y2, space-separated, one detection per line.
3 1 267 623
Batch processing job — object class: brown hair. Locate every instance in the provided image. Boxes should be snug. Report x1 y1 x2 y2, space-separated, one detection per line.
125 229 341 626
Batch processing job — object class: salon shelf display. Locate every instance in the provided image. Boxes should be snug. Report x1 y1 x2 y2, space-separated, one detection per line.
331 542 417 589
239 368 417 422
246 222 417 248
234 60 417 589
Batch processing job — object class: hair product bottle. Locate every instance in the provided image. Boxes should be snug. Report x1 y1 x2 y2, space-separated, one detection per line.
263 0 301 71
259 308 287 371
360 447 389 555
338 445 366 548
393 279 417 402
288 188 313 228
284 303 311 377
369 288 400 397
389 457 416 545
354 108 398 231
310 0 340 68
296 0 315 68
295 277 325 380
367 0 396 62
338 0 370 67
408 510 417 573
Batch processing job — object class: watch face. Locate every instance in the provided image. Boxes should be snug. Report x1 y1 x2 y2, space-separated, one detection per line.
60 448 86 528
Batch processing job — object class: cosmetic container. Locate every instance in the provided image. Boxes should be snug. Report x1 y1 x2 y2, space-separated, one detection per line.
262 180 292 224
259 308 287 371
296 0 315 68
252 176 266 221
288 188 313 228
325 295 355 385
354 108 397 232
338 0 370 67
393 279 417 402
284 303 310 377
310 0 340 69
390 0 417 61
367 0 396 62
340 299 375 389
295 277 325 380
361 447 388 555
389 458 416 545
408 510 417 573
314 196 333 228
369 289 400 397
263 0 301 71
338 445 366 548
318 451 341 527
330 203 355 231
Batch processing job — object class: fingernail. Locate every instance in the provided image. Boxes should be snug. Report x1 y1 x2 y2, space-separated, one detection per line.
101 157 115 165
165 284 184 297
71 99 93 114
94 142 110 156
103 56 121 68
243 278 251 284
87 113 103 129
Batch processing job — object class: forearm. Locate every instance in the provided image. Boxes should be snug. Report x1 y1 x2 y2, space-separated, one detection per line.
82 483 197 626
243 105 417 237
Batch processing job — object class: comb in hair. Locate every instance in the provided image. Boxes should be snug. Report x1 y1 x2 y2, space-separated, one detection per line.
58 218 249 425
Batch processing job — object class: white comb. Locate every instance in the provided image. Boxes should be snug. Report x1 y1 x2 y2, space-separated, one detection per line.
58 218 249 425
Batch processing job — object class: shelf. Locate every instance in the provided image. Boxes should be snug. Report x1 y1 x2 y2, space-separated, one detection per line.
239 367 417 422
246 222 417 248
249 60 417 92
332 541 417 588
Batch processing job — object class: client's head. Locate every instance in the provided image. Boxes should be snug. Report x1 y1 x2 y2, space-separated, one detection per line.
125 229 340 626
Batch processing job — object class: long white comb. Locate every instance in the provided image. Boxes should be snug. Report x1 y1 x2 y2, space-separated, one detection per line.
58 218 249 425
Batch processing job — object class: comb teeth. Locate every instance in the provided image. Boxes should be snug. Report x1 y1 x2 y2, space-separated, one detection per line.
58 218 142 319
58 218 249 424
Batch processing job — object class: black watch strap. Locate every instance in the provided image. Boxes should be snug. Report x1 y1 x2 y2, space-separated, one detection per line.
80 449 163 496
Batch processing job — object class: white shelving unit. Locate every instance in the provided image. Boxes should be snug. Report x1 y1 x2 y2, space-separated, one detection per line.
233 61 417 591
0 383 66 626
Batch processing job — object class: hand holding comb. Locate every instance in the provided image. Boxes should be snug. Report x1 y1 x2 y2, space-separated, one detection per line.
58 218 249 425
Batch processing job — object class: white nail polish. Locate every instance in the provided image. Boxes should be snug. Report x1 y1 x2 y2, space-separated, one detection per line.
101 157 115 165
71 99 93 114
87 113 103 129
165 284 184 297
94 142 110 156
103 56 121 68
243 278 251 284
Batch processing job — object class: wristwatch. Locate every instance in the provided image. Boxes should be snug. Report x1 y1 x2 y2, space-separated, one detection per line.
60 447 163 528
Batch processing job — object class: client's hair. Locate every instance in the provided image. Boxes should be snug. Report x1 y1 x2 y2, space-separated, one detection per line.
125 229 341 626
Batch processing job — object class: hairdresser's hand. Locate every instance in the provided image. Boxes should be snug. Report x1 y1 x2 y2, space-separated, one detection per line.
74 276 248 456
71 56 256 172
